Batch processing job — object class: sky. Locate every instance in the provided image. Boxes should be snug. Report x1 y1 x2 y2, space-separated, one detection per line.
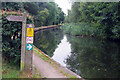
55 0 72 15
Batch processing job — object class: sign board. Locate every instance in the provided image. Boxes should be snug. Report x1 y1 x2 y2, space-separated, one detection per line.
7 15 23 22
26 44 33 50
26 37 33 43
25 24 34 72
27 28 34 37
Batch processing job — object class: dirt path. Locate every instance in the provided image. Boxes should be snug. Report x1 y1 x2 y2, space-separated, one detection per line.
33 53 67 78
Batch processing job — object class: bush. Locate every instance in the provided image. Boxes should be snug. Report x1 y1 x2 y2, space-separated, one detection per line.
2 12 33 65
63 23 104 37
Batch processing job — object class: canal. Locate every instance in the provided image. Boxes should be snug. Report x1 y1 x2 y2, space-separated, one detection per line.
34 28 120 78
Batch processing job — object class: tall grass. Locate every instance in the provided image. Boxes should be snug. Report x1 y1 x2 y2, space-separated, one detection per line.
63 23 104 37
2 61 20 78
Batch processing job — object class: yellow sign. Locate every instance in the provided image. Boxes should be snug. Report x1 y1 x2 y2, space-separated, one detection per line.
27 28 34 37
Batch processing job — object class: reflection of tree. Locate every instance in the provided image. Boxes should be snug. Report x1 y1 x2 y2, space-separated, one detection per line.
34 29 63 57
66 35 120 78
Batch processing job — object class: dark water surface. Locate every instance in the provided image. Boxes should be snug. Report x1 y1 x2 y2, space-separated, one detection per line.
34 29 120 78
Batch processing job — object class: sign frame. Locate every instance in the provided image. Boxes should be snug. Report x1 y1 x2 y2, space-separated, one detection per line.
27 28 34 37
26 44 33 50
26 37 33 44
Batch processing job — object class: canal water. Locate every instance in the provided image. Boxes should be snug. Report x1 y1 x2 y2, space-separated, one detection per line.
34 28 120 78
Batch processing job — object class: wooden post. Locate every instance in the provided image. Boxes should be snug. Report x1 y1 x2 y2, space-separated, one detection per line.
25 24 34 73
20 12 27 71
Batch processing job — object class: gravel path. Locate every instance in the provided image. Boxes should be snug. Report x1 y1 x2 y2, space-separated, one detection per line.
33 53 67 78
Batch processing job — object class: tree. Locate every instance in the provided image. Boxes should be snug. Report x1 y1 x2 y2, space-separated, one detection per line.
34 8 49 27
65 2 120 40
24 2 39 15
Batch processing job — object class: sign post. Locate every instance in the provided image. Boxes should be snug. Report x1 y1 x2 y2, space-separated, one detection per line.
7 12 26 71
20 13 27 71
25 24 34 72
6 13 34 73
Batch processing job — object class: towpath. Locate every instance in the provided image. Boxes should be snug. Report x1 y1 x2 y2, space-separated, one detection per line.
33 53 67 78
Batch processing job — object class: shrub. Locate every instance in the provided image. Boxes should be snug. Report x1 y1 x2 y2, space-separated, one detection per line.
2 12 33 65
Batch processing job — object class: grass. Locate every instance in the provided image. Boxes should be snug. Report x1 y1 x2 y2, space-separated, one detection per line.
2 58 41 78
32 65 41 78
33 46 51 62
2 59 20 78
2 65 20 78
33 69 41 78
59 69 77 78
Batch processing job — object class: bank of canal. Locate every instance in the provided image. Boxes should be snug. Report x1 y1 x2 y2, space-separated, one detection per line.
34 27 120 78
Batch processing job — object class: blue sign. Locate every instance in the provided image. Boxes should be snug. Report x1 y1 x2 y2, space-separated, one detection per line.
26 44 33 50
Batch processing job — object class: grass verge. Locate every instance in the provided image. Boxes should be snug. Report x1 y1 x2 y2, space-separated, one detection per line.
2 58 41 78
2 58 22 78
2 62 20 78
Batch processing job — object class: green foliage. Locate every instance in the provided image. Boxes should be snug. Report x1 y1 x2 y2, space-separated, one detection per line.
24 2 65 27
2 13 22 64
65 2 120 40
63 23 104 37
2 64 20 78
2 2 23 11
34 8 49 27
2 13 33 65
2 59 20 78
3 2 65 27
41 2 65 26
24 2 39 15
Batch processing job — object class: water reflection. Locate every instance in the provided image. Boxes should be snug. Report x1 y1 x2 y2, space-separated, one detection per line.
66 35 120 78
34 29 63 57
52 35 71 67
